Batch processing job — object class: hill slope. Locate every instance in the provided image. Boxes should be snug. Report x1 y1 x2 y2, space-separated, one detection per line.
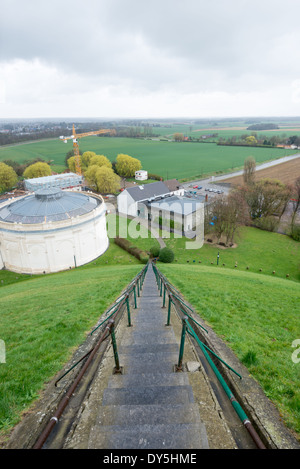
158 263 300 436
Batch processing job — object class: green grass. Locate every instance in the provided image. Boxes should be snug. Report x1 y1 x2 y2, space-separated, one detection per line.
157 263 300 436
0 264 141 434
0 215 299 442
161 226 300 282
0 136 297 181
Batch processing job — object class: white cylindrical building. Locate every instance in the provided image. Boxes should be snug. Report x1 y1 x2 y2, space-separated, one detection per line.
0 188 109 274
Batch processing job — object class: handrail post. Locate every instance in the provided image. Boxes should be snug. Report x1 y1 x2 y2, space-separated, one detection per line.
109 319 122 374
166 293 172 326
162 284 166 308
125 294 131 327
176 316 188 372
133 285 137 308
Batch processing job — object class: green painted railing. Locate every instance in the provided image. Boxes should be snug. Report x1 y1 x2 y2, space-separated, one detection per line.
152 262 266 449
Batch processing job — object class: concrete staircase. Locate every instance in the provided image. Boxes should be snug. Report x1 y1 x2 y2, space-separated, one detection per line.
88 264 209 449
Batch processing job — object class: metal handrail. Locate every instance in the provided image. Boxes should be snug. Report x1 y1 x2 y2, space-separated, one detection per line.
54 263 148 386
34 262 148 449
152 262 266 449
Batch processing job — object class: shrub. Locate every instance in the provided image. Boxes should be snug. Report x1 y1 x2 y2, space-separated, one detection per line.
114 237 148 261
291 224 300 242
159 247 174 263
150 246 160 258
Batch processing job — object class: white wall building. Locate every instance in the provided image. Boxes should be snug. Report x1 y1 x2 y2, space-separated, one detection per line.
118 181 171 217
135 170 148 181
0 188 109 274
117 180 184 217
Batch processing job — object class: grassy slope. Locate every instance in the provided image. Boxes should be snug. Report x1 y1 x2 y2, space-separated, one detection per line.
158 263 300 435
0 218 299 439
0 264 141 432
161 226 300 282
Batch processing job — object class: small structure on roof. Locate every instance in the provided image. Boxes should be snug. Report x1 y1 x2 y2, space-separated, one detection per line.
24 173 83 192
135 170 148 181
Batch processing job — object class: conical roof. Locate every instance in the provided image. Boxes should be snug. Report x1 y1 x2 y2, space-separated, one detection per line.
0 189 101 224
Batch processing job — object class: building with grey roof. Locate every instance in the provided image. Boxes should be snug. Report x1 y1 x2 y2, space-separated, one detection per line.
117 180 204 237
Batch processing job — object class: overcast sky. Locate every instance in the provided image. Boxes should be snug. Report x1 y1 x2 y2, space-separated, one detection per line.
1 0 300 119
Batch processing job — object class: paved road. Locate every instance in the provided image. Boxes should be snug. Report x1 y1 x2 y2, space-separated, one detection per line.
182 153 300 196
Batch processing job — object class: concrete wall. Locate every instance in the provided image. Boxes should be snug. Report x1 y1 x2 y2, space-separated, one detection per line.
117 191 138 217
0 194 109 274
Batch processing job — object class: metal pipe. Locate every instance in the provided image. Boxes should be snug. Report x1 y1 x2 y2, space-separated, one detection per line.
176 316 188 371
109 319 122 374
33 321 113 449
185 320 266 449
33 264 148 449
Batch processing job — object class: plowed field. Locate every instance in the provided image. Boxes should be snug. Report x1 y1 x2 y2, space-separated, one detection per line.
222 158 300 186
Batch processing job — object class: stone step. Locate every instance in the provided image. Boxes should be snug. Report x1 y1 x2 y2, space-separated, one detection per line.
120 330 177 345
107 372 189 388
118 343 179 355
88 422 209 449
93 403 202 426
102 385 194 406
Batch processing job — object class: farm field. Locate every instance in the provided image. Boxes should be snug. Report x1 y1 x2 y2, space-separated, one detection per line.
0 136 297 181
220 157 300 186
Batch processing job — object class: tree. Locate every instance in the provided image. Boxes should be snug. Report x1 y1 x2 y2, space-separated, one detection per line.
23 162 52 179
243 157 256 185
67 156 79 173
0 162 18 192
81 151 96 169
89 154 112 169
240 178 291 224
209 191 249 244
115 154 142 178
85 165 120 193
174 133 184 142
245 136 257 145
291 176 300 232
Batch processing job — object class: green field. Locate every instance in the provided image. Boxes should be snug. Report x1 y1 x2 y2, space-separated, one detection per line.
158 263 300 436
0 136 297 181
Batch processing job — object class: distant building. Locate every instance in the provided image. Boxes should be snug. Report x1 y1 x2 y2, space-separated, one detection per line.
135 170 148 181
117 180 204 234
118 181 169 217
24 173 83 192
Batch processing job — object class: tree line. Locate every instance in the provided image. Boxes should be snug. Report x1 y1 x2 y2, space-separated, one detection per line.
206 157 300 243
0 151 143 195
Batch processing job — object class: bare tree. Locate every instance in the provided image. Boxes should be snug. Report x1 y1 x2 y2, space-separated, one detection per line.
243 156 256 185
291 176 300 227
210 191 249 245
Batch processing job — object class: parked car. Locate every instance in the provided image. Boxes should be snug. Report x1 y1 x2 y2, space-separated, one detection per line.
193 185 198 189
197 186 202 189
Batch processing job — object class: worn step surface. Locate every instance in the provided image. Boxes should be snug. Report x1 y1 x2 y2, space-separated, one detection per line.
88 264 209 449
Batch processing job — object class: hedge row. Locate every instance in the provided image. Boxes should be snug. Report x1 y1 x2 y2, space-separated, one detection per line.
114 236 148 263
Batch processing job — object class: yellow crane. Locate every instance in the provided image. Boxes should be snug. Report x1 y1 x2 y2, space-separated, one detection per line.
60 124 115 175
